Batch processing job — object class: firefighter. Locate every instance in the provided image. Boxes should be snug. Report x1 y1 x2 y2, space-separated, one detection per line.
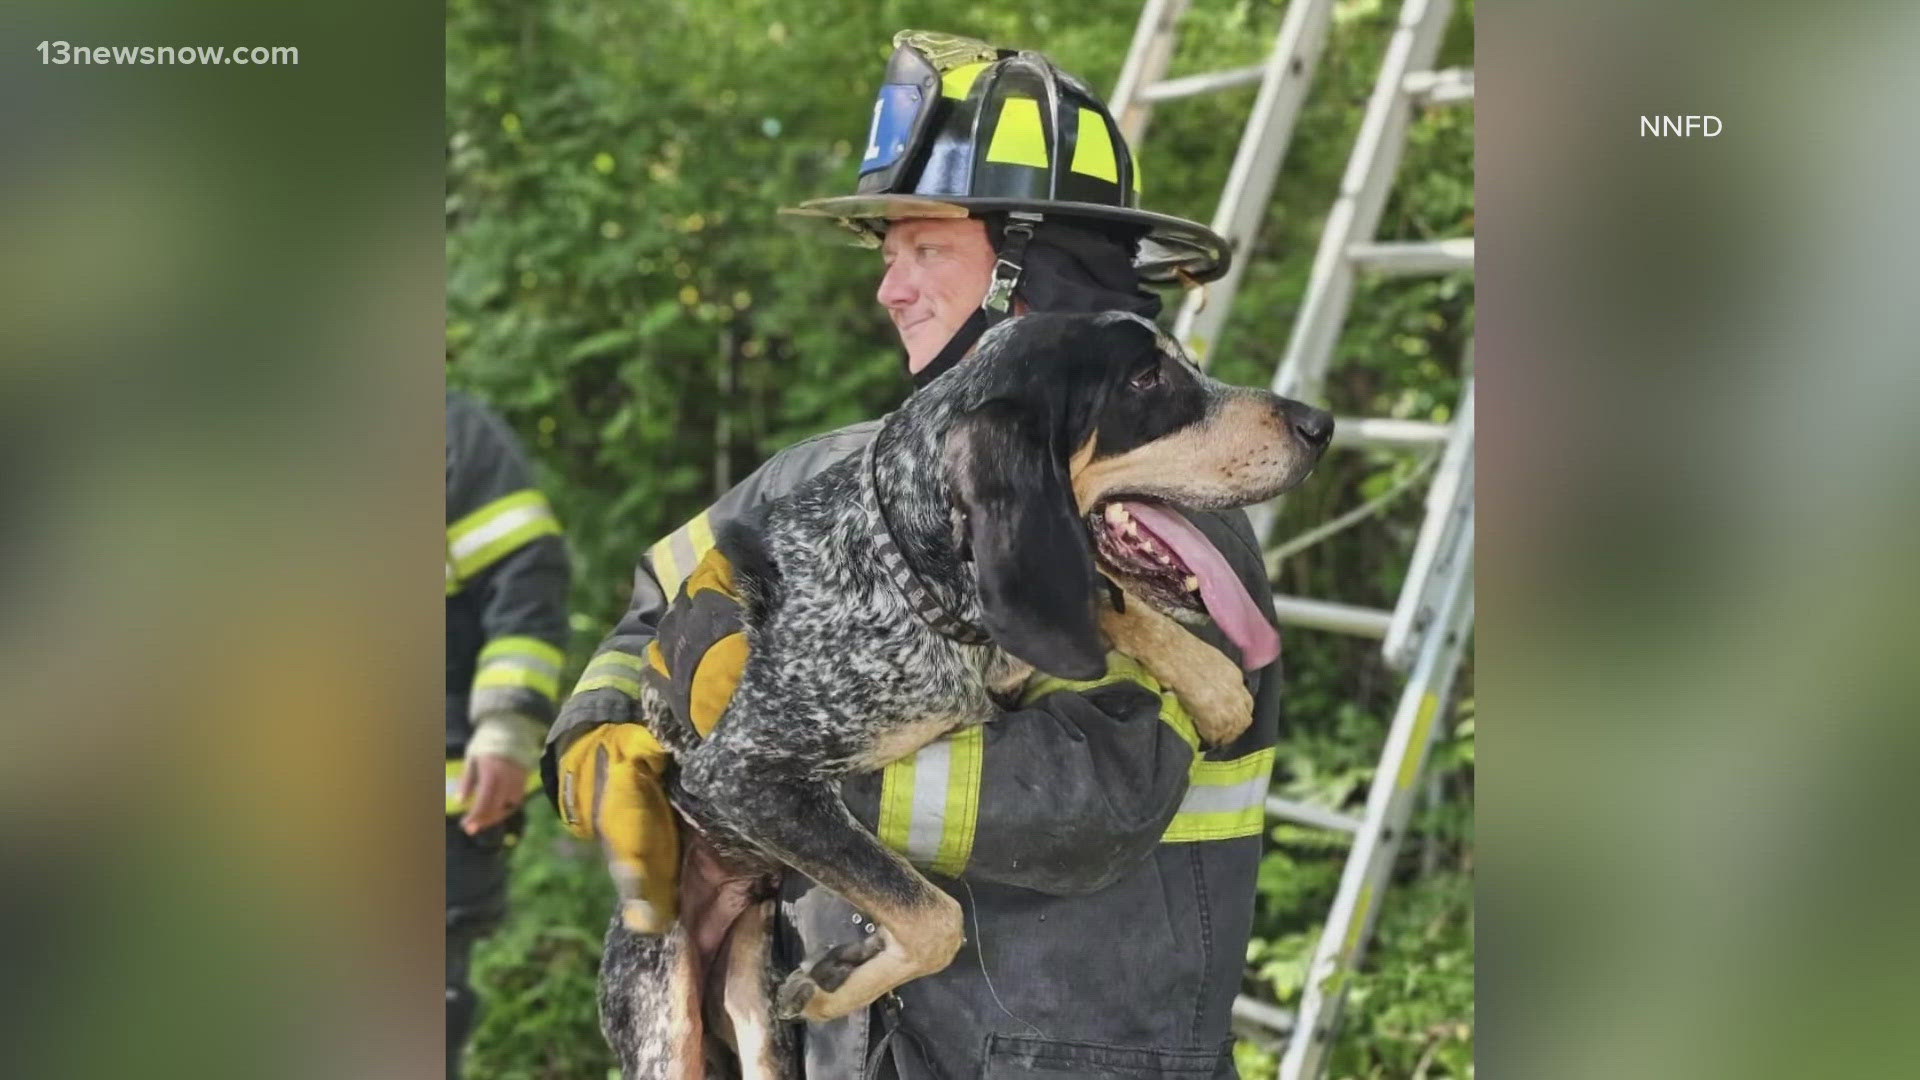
550 32 1278 1079
445 391 570 1080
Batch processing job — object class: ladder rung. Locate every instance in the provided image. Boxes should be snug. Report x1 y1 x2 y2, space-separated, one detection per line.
1332 416 1451 449
1266 795 1364 834
1268 595 1393 638
1346 237 1474 275
1233 994 1297 1035
1403 66 1474 104
1139 63 1266 102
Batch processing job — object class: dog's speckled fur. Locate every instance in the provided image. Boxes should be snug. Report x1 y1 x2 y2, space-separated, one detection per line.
599 312 1330 1080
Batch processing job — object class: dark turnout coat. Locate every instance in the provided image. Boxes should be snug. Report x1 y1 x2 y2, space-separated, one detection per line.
548 419 1284 1079
446 391 570 756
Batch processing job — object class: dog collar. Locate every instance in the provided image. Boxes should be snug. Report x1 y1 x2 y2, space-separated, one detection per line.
860 437 993 647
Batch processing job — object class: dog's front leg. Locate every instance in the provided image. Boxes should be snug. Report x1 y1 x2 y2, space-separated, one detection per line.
1099 595 1255 746
680 749 963 1024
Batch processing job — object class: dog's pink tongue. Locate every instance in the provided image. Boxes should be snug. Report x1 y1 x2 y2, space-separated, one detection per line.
1123 501 1281 670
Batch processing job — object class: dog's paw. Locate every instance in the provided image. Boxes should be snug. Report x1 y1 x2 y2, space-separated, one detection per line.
1182 679 1255 747
806 935 885 993
772 969 818 1022
774 945 884 1025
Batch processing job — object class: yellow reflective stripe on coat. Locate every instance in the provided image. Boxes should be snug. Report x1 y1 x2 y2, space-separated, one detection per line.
648 510 717 598
1162 746 1276 842
445 758 542 815
985 97 1049 168
877 726 984 878
1022 653 1201 752
447 489 561 590
472 636 565 701
1022 652 1266 842
572 649 651 700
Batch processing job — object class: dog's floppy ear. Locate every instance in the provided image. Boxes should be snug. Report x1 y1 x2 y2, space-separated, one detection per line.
946 399 1107 680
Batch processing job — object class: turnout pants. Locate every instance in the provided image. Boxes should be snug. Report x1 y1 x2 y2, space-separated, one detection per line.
446 814 519 1080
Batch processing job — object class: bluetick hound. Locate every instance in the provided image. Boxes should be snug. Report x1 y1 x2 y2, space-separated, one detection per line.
599 310 1332 1079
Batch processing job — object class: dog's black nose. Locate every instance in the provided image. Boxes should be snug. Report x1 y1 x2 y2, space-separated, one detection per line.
1289 403 1335 449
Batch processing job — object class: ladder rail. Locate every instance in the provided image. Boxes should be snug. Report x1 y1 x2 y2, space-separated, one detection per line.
1251 0 1457 545
1269 0 1456 407
1172 0 1339 369
1279 519 1473 1079
1108 0 1191 148
1383 374 1473 671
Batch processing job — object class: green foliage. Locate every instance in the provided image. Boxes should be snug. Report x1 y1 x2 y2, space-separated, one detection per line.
450 0 1473 1075
467 806 616 1080
1330 869 1475 1079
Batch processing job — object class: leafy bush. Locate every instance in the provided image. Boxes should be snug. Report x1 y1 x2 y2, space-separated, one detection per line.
467 806 616 1080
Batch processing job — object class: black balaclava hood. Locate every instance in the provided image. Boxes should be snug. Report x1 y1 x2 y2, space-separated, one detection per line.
907 215 1165 391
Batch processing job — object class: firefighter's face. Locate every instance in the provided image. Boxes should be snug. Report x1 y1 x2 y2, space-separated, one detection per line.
876 218 996 374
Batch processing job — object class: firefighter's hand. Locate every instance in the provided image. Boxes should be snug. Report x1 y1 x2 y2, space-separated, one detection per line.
556 721 680 933
459 713 544 834
459 754 529 834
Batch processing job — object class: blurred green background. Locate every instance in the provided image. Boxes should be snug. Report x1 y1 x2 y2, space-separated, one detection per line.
446 0 1473 1076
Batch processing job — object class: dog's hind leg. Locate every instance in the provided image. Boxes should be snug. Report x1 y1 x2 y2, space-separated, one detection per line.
599 919 707 1080
721 899 796 1080
684 759 963 1025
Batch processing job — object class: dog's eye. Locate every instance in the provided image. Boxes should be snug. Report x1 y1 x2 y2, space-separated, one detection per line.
1129 364 1164 391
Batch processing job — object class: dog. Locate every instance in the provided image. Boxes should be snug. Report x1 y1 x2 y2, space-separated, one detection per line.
599 310 1332 1079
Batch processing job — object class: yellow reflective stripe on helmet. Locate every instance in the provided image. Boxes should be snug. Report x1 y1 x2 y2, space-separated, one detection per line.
941 61 987 99
985 97 1048 169
876 726 984 877
648 510 718 598
1162 746 1276 842
447 490 561 587
1070 108 1119 183
473 636 564 701
445 757 542 815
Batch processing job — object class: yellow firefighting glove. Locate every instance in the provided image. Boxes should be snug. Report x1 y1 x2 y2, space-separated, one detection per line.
556 722 680 933
555 546 754 934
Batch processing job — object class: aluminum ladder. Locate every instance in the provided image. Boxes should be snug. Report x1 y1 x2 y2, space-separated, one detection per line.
1110 0 1475 1075
1108 0 1340 369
